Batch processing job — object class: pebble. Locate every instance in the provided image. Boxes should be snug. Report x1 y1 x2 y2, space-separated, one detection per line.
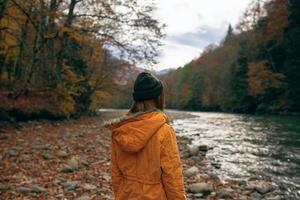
188 183 213 195
4 148 19 157
61 181 78 192
30 185 47 193
42 152 54 160
184 166 199 177
250 191 262 200
198 144 208 151
61 157 79 173
187 144 199 156
0 184 13 191
217 188 233 199
75 194 90 200
16 185 46 195
57 150 68 158
82 183 97 190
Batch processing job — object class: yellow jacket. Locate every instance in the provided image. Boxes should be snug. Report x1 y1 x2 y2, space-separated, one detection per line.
107 111 186 200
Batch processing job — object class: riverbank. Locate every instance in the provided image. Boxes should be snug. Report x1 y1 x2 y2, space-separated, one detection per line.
0 110 283 199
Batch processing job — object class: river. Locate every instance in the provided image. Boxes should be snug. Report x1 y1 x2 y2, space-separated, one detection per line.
170 110 300 199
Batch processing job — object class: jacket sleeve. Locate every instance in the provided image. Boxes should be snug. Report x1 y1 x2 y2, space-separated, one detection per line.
110 139 123 195
160 125 187 200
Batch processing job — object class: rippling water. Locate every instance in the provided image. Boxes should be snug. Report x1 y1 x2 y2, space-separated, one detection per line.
171 111 300 199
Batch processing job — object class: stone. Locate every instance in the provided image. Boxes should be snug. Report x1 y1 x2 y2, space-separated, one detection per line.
4 148 18 157
198 144 208 151
250 191 262 200
0 184 13 191
212 162 221 169
30 185 47 193
61 157 79 173
188 183 213 195
217 189 232 199
33 144 51 150
265 195 281 200
101 172 111 181
61 181 78 192
248 181 276 194
57 150 68 158
82 183 97 190
194 193 203 198
75 194 89 200
187 144 199 156
184 166 199 177
42 153 54 160
16 187 32 195
255 182 275 194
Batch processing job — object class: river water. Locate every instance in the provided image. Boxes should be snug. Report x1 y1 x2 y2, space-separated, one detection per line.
170 111 300 199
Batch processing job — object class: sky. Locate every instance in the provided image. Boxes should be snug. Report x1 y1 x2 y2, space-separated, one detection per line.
153 0 253 70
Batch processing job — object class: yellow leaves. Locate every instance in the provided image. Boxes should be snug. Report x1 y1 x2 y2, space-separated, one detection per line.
248 61 285 96
59 27 82 44
51 63 84 117
89 90 111 111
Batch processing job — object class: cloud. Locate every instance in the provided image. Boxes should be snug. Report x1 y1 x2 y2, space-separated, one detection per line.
150 0 253 69
167 25 227 49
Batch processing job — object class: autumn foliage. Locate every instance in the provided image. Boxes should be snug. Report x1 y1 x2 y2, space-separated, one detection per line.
0 0 163 120
161 0 300 113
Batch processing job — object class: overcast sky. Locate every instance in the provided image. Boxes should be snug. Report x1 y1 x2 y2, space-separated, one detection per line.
153 0 253 70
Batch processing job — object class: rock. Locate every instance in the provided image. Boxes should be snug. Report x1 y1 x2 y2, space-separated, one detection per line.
188 183 213 195
187 144 199 156
194 193 203 198
30 185 47 193
255 182 275 194
212 162 221 169
57 150 68 158
33 143 51 150
78 133 85 137
75 194 90 200
16 187 32 195
217 189 233 199
42 153 54 160
4 148 19 157
82 183 97 190
0 184 13 191
248 181 276 194
198 144 208 151
250 191 262 200
61 157 79 173
184 166 199 177
101 172 111 181
61 181 78 192
265 194 281 200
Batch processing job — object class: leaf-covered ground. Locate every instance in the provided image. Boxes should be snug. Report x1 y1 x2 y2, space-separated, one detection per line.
0 112 123 200
0 110 195 200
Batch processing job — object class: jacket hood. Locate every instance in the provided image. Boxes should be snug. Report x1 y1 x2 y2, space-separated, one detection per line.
105 110 168 153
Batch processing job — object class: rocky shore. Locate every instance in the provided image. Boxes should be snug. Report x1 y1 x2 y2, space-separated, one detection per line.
178 136 282 200
0 110 283 199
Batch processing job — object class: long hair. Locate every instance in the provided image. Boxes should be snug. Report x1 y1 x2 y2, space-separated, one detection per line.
128 91 165 114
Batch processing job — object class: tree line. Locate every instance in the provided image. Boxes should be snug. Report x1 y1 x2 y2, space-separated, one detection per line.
161 0 300 114
0 0 164 121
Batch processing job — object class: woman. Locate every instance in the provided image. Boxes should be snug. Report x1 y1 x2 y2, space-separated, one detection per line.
106 72 186 200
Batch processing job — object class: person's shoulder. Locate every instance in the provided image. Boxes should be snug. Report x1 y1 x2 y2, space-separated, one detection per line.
157 122 175 140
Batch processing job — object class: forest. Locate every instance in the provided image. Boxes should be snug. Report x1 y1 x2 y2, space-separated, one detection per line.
161 0 300 114
1 0 299 123
0 0 163 121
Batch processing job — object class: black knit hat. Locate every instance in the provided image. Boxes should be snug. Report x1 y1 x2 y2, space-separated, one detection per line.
133 72 163 101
